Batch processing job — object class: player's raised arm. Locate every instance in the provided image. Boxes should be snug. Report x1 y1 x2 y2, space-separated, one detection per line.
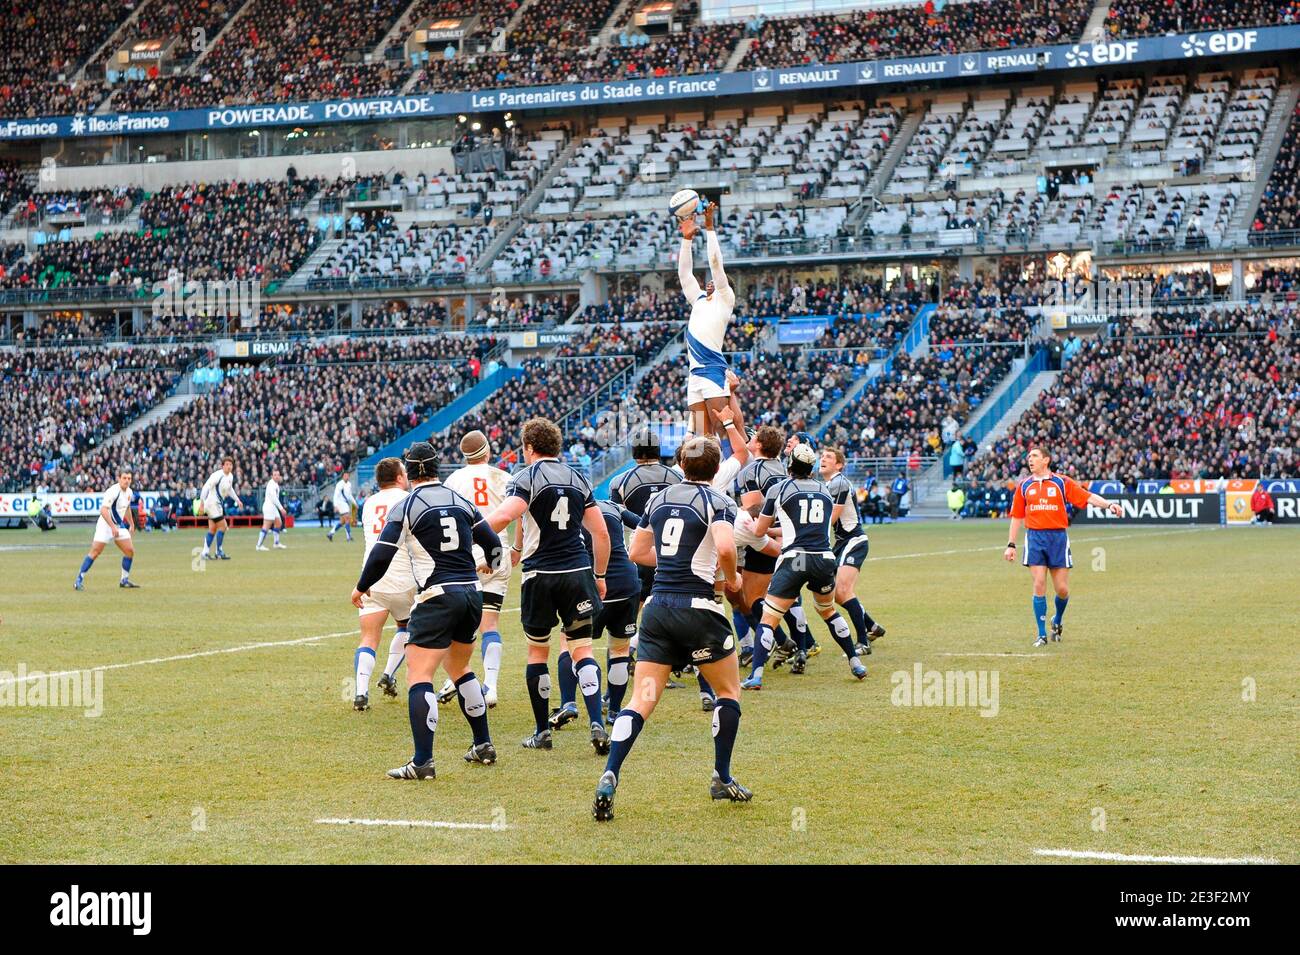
678 221 702 303
703 202 733 306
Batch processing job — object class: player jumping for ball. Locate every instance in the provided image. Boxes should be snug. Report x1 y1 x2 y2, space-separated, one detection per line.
1003 448 1120 646
678 200 736 442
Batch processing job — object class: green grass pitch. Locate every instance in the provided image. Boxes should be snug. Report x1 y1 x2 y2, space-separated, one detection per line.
2 520 1295 864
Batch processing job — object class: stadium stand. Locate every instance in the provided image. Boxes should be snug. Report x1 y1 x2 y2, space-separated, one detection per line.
44 335 497 494
2 345 207 492
1251 101 1300 241
1105 0 1300 38
970 303 1298 483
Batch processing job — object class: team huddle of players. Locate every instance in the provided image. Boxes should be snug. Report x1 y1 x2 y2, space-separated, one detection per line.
345 390 886 820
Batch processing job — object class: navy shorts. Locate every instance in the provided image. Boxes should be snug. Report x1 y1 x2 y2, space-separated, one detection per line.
408 589 482 650
595 596 638 643
637 594 735 670
521 571 602 640
768 552 837 601
834 534 869 569
1023 529 1072 569
743 547 777 576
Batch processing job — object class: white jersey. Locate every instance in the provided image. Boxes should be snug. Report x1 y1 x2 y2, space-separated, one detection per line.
681 231 735 384
333 478 356 513
201 469 236 510
263 479 282 514
362 487 415 595
713 454 743 493
101 483 133 527
669 455 741 493
444 462 511 513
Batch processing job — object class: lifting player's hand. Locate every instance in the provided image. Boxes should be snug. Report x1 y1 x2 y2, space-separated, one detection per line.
350 587 367 609
679 214 699 241
703 201 717 231
725 369 740 391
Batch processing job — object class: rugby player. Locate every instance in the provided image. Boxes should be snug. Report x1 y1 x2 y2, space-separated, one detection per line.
255 468 288 551
744 443 867 688
351 457 414 711
75 468 139 590
679 201 736 441
327 470 357 542
351 442 503 778
821 446 886 656
593 435 751 821
552 500 641 730
440 430 513 707
200 457 241 560
484 418 611 754
1004 448 1120 646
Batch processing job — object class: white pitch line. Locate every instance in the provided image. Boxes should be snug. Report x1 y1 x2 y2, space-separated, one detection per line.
1034 848 1278 865
867 526 1210 563
316 817 504 831
0 630 358 688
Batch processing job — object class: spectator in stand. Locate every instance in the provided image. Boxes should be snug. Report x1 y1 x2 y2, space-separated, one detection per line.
1251 104 1300 242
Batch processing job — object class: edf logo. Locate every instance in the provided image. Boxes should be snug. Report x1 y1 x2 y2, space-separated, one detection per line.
1065 41 1137 67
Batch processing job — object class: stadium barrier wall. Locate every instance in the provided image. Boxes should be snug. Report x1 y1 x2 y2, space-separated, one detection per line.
4 26 1296 140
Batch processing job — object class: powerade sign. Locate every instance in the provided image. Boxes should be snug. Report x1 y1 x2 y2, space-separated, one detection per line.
1072 493 1220 525
1 25 1292 139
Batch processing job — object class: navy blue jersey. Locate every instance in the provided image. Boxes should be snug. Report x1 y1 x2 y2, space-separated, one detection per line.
639 482 737 599
734 456 787 507
507 458 597 573
611 462 681 517
356 480 502 595
761 477 835 554
583 500 640 602
824 471 864 541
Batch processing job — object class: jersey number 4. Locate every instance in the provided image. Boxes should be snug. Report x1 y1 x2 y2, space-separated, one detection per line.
549 496 571 529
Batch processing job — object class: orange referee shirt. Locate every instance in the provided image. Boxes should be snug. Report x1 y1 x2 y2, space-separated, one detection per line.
1010 473 1092 530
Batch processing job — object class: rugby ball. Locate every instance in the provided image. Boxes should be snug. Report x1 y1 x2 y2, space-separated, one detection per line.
669 189 701 220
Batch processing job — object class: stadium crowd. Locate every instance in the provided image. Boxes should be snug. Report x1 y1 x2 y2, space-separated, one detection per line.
970 303 1298 483
1251 103 1300 241
43 336 494 495
1105 0 1300 38
2 345 206 492
0 178 320 292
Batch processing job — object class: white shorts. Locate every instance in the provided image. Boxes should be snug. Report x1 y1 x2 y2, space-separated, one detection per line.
93 518 130 545
473 544 512 596
359 588 417 620
261 504 281 522
687 371 730 407
732 511 769 552
204 501 225 520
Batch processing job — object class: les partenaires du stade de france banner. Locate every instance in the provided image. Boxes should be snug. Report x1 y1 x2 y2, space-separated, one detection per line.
3 24 1299 141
